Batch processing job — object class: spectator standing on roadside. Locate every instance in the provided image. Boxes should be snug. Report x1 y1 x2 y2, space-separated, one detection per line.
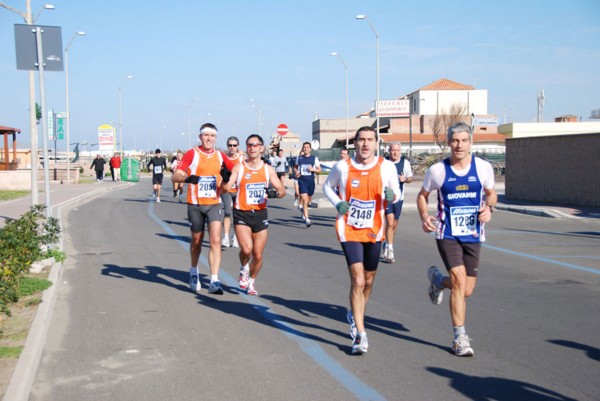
90 154 106 182
109 152 121 182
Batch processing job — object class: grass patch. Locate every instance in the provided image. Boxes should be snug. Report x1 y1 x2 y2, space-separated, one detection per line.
0 346 23 358
0 191 29 201
18 277 52 297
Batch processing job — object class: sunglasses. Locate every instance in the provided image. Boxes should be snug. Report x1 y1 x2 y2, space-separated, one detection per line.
247 142 263 148
227 144 238 147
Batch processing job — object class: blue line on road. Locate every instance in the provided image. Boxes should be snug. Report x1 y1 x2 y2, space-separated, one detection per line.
148 203 386 401
483 243 600 275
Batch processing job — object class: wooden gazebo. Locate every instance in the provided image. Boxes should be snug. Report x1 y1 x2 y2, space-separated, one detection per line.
0 126 21 171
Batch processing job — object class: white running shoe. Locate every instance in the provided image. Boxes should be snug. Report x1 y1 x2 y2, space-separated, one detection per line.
305 218 312 228
387 248 395 263
247 280 257 296
381 245 388 262
208 280 224 295
427 266 444 305
239 269 249 289
346 309 358 340
293 199 298 208
178 194 183 203
452 334 474 357
189 268 201 293
156 197 161 203
231 235 239 248
352 333 368 355
221 236 230 248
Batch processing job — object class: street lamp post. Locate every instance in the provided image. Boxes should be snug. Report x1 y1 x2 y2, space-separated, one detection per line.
356 14 380 154
64 31 85 185
187 97 199 149
250 99 262 136
118 75 133 157
0 1 54 205
331 52 349 148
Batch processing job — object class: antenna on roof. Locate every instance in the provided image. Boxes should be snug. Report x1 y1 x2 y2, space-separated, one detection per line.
536 89 545 122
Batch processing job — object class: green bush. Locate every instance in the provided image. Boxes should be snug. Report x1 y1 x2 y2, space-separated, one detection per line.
0 205 60 316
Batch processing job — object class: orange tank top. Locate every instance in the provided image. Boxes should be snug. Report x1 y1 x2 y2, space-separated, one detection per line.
186 148 224 205
336 157 385 243
234 161 270 211
226 154 243 193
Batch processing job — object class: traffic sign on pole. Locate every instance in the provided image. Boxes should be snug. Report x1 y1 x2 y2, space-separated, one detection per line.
277 123 288 136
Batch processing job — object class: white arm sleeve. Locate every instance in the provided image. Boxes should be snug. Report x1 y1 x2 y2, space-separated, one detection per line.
323 161 344 206
381 160 402 203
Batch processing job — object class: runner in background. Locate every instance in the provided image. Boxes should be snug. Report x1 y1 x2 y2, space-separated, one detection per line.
295 142 321 228
382 142 413 263
147 149 167 203
222 136 243 248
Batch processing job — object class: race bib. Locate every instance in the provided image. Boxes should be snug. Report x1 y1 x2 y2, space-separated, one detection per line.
197 176 217 198
154 165 163 174
245 182 266 205
300 164 312 176
449 206 478 236
347 197 375 229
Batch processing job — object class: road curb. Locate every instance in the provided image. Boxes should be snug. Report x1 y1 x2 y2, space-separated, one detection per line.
2 260 63 401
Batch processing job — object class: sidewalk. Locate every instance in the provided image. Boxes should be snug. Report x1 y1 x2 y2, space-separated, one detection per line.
0 180 134 228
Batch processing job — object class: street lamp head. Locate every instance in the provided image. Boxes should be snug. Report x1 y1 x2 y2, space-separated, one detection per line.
356 14 366 19
77 31 86 36
126 75 133 79
330 52 338 56
44 4 55 10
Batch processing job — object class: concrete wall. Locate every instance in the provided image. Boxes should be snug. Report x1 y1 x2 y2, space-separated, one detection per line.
0 168 81 190
505 133 600 207
499 122 600 138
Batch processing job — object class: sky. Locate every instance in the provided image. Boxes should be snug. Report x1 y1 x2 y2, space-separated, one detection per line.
1 0 599 154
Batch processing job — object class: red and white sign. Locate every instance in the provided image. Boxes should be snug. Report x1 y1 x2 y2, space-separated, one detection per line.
377 99 410 118
276 123 288 136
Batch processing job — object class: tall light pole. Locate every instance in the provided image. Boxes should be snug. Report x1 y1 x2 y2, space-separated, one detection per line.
330 52 349 148
118 75 133 156
0 1 54 205
356 14 380 154
64 31 85 185
250 98 262 136
187 97 199 149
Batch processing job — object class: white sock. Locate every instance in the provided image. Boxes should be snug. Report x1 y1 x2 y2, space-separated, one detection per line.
190 267 197 275
453 325 466 338
211 274 219 283
242 263 249 272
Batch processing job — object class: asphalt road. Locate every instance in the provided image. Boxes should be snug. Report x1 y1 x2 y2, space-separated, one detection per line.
30 180 600 401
